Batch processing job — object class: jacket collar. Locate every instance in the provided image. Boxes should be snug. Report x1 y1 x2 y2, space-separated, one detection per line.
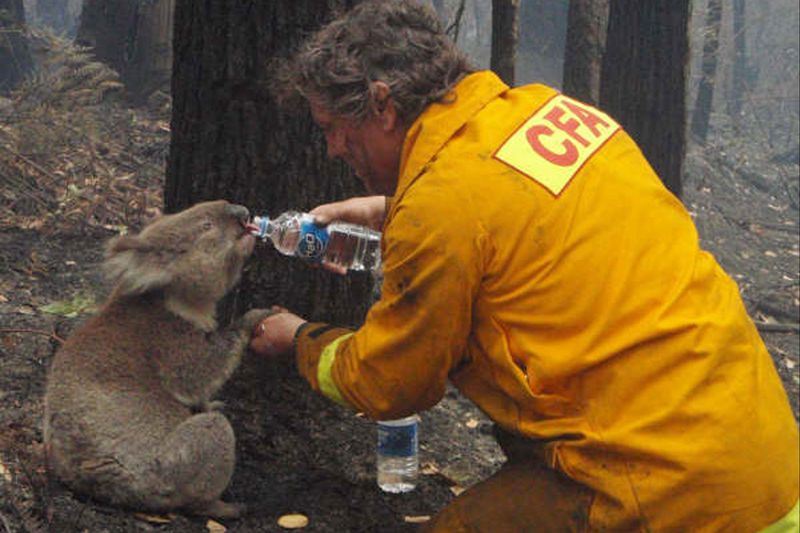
392 70 509 207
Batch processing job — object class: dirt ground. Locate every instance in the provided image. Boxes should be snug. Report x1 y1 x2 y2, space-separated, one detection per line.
1 149 798 533
0 227 504 532
0 41 798 531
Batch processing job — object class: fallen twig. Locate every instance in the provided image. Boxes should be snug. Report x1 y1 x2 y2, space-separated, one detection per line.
0 328 65 344
0 143 60 188
0 510 12 533
754 321 800 334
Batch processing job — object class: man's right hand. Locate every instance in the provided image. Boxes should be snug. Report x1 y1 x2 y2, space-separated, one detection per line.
309 195 388 231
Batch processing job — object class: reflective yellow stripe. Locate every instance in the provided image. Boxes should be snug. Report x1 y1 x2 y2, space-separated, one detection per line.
760 500 799 533
317 333 353 406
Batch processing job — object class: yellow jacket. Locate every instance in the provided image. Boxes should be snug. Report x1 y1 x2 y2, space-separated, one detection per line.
295 71 799 531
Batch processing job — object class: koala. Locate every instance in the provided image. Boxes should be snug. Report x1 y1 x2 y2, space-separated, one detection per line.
43 200 272 519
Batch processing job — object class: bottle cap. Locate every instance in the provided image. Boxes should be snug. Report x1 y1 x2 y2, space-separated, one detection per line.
249 216 270 239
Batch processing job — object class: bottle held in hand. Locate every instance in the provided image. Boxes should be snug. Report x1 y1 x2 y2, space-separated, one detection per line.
376 415 420 493
249 211 381 273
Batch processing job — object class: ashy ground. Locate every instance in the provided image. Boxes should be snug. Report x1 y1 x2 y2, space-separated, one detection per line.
1 145 798 533
0 37 798 533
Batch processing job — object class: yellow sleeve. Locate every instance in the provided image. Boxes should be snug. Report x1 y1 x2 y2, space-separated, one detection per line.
295 322 353 404
295 180 486 420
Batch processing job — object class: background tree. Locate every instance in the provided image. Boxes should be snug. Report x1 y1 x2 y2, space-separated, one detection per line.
728 0 747 117
600 0 690 198
432 0 446 21
516 0 567 87
165 0 371 328
690 0 723 143
33 0 66 34
490 0 520 85
128 0 173 99
0 0 33 93
76 0 173 101
562 0 608 104
471 0 487 56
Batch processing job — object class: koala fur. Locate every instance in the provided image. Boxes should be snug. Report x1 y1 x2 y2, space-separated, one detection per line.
43 200 271 519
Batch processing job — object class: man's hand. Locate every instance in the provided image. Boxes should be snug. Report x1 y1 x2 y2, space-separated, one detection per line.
249 306 307 357
308 195 387 275
309 195 388 231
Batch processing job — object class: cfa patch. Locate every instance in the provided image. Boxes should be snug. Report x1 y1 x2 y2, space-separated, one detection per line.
494 94 620 196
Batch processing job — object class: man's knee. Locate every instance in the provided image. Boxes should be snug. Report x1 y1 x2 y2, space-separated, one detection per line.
423 460 592 532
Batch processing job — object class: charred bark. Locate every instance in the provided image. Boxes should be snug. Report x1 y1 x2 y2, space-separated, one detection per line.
125 0 173 99
490 0 520 86
728 0 747 117
76 0 137 75
34 0 69 34
165 0 371 326
432 0 446 21
690 0 723 143
0 0 33 93
562 0 609 105
600 0 689 198
76 0 173 102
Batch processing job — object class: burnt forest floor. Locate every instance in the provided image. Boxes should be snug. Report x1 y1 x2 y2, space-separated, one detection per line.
1 35 798 533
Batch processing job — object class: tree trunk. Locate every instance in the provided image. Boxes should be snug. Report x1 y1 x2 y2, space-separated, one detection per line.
165 0 371 327
76 0 173 102
76 0 137 74
472 0 488 55
34 0 69 34
490 0 520 86
690 0 722 143
562 0 609 105
0 0 33 93
125 0 173 99
728 0 746 117
600 0 689 199
432 0 446 21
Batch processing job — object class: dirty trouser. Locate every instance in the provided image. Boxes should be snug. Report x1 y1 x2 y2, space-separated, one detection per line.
421 428 593 533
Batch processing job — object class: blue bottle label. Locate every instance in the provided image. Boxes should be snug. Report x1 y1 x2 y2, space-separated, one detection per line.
296 219 329 262
377 421 418 458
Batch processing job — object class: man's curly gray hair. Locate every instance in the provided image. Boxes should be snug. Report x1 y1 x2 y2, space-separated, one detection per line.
274 0 474 125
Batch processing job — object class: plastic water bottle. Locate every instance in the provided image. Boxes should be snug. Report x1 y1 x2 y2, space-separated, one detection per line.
249 211 381 272
376 415 419 493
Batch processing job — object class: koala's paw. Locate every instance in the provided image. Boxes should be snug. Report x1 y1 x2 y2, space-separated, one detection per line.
238 308 275 334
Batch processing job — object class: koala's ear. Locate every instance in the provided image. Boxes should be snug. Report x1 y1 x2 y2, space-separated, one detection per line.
104 235 173 296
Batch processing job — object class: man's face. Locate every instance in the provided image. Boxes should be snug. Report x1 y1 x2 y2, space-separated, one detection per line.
309 98 403 196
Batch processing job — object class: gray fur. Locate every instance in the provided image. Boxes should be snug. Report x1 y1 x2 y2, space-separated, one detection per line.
43 200 271 518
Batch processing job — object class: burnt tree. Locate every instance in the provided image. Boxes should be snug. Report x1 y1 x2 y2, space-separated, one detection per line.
76 0 173 101
490 0 520 85
690 0 723 143
432 0 446 21
562 0 609 105
126 0 173 98
0 0 33 93
728 0 747 117
472 0 488 57
165 0 371 327
34 0 69 34
76 0 138 78
600 0 689 198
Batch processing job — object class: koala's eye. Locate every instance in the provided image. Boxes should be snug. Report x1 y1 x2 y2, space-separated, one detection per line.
201 220 214 232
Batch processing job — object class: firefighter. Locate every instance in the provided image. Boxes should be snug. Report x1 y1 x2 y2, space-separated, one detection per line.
251 1 799 530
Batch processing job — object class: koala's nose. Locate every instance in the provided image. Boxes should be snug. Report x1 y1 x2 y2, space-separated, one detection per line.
225 204 250 223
